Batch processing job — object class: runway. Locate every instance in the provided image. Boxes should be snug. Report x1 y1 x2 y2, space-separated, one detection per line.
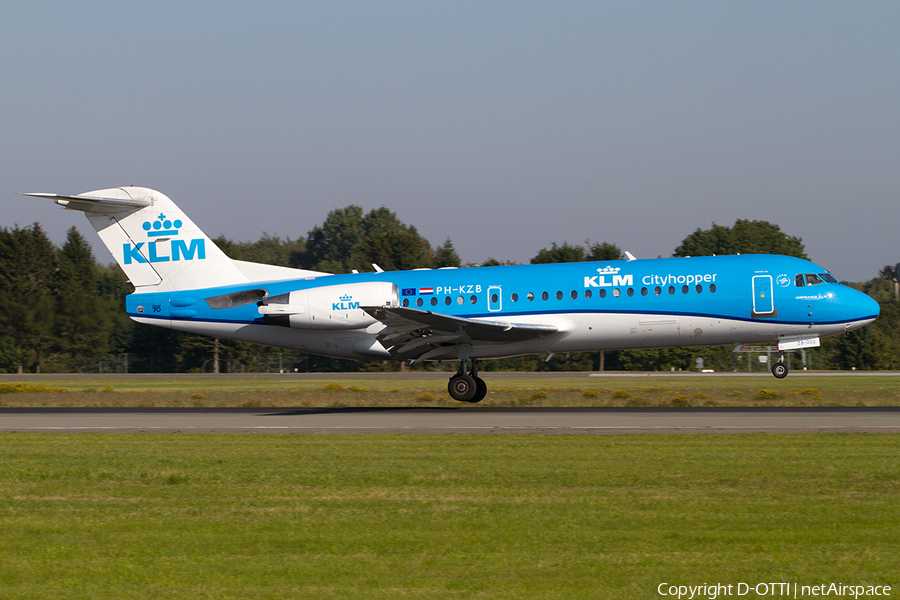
2 407 900 434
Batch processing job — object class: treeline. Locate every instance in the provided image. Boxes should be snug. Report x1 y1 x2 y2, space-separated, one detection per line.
1 212 897 373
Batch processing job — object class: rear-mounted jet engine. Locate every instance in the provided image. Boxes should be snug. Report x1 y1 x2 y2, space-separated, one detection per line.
258 282 398 329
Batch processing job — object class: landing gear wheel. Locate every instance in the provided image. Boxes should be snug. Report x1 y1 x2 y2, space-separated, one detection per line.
470 376 487 403
772 361 788 379
448 374 478 402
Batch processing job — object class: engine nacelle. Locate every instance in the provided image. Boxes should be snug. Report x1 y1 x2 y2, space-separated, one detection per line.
258 281 398 330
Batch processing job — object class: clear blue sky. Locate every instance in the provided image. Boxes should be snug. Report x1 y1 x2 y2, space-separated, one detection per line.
3 1 898 281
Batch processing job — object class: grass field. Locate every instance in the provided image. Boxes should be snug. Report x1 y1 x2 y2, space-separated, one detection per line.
1 434 897 599
1 373 899 407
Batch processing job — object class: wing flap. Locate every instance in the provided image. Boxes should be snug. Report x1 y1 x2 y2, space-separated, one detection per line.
362 305 558 360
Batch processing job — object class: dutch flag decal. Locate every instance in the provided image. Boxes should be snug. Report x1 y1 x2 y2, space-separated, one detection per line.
419 287 434 295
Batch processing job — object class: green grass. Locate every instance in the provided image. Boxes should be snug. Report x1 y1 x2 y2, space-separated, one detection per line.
1 434 897 598
1 374 900 407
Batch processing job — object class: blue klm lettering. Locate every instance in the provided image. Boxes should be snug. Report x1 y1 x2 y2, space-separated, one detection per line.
173 239 205 261
123 239 206 264
332 301 360 310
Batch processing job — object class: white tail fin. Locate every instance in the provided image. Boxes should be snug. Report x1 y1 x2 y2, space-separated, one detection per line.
24 187 249 292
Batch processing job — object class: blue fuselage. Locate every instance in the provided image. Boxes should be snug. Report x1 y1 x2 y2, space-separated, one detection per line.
126 254 879 361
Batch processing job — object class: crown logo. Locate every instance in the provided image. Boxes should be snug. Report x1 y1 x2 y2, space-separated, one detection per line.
142 214 182 237
339 294 353 302
597 266 620 274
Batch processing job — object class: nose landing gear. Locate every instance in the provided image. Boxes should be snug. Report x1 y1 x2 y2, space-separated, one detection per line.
772 353 789 379
448 359 487 403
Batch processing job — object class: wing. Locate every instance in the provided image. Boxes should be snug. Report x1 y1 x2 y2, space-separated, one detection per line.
362 305 558 361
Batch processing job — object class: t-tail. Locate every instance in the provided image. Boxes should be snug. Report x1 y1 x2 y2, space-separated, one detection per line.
23 187 325 292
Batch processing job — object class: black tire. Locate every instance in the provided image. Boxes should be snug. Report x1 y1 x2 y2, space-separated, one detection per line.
772 361 788 379
448 374 478 402
465 376 488 403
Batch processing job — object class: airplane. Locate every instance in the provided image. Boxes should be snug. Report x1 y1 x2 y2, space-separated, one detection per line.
25 187 880 402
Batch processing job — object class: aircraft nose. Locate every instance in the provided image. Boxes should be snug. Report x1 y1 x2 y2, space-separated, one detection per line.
856 289 880 321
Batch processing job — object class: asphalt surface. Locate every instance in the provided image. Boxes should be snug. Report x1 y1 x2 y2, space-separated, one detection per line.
2 406 899 434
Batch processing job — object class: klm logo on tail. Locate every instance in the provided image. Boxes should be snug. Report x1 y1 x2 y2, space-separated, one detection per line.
123 214 206 264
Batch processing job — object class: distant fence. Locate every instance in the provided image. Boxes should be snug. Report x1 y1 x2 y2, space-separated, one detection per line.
730 346 828 373
43 346 837 375
58 351 386 374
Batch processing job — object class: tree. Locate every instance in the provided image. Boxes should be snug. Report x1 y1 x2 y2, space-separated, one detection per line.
360 229 432 271
52 227 109 368
296 205 435 273
213 233 306 268
587 242 624 262
478 258 518 267
530 242 587 264
432 238 461 268
674 219 806 258
95 263 134 356
0 224 57 372
296 205 367 273
530 241 624 264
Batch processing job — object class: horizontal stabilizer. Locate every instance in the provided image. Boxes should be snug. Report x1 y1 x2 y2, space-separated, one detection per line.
21 192 151 211
26 187 251 291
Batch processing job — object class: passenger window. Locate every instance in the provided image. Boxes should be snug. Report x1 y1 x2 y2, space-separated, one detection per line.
585 290 592 299
695 284 702 294
805 274 823 286
556 291 563 300
709 283 717 293
613 289 620 297
470 295 477 304
571 290 578 299
431 297 437 306
682 285 689 294
527 292 535 301
626 288 634 297
654 286 662 296
511 293 518 302
402 298 410 307
541 291 549 301
599 289 606 298
668 286 675 295
795 274 805 287
640 287 648 296
417 298 424 307
445 296 452 305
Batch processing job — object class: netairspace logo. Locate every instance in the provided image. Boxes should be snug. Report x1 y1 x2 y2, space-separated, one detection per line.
657 582 891 599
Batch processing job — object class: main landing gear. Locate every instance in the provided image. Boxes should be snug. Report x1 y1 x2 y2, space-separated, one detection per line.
772 353 789 379
448 359 487 403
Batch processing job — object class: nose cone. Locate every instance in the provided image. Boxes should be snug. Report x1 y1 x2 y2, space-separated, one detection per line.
856 290 880 321
843 288 879 330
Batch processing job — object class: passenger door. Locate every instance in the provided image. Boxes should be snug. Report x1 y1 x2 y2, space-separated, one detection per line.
751 275 777 318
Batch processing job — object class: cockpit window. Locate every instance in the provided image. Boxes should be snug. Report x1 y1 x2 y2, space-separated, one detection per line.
805 273 824 286
795 274 805 287
819 273 838 284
